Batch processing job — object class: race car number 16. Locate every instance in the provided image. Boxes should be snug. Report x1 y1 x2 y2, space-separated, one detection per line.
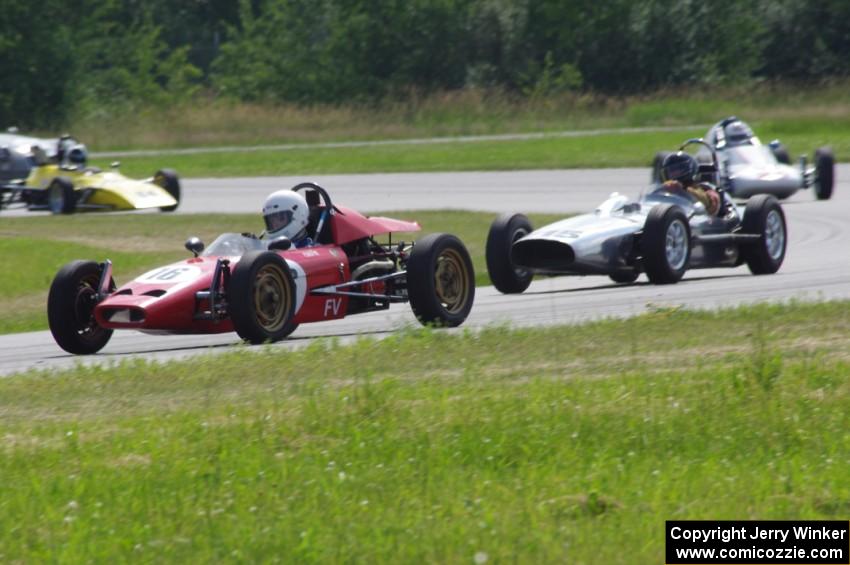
136 266 201 284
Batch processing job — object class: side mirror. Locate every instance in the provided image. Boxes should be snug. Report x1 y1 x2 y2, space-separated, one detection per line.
110 161 121 169
768 139 781 150
185 236 205 257
268 236 292 251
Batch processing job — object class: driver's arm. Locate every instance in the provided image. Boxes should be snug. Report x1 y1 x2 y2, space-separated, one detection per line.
687 183 721 215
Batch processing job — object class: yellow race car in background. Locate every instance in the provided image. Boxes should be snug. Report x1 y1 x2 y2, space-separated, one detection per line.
0 135 180 214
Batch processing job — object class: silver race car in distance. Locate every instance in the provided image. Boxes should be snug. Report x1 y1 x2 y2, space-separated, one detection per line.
652 117 834 200
0 128 61 182
487 139 787 292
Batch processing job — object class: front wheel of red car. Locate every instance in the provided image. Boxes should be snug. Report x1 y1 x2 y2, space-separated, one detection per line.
48 260 113 354
228 251 298 344
407 233 475 327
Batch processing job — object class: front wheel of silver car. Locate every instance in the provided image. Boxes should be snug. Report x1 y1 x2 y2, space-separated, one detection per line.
741 195 786 275
641 204 691 284
485 213 533 294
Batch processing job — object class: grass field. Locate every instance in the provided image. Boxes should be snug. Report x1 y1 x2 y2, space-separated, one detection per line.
0 210 563 334
52 82 847 178
70 82 850 150
95 119 847 179
1 301 849 562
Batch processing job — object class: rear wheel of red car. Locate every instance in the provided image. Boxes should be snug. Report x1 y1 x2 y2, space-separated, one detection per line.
741 195 786 275
228 251 297 344
48 177 76 214
641 204 690 284
154 169 181 212
48 260 113 354
407 233 475 327
486 213 533 294
814 147 834 200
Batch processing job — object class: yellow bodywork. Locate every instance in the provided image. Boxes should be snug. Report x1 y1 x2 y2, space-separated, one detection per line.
26 164 177 211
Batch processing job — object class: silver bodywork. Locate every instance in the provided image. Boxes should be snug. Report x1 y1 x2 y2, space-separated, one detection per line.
702 121 813 199
512 189 750 277
0 132 60 182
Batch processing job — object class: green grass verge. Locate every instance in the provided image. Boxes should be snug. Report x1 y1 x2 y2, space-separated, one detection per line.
70 81 850 150
97 119 848 179
2 301 849 562
0 210 563 334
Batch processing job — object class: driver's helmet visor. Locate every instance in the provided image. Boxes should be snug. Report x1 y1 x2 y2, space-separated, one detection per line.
664 160 693 182
265 210 294 234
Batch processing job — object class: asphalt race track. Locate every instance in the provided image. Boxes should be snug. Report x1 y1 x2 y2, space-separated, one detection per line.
1 166 848 376
178 169 650 214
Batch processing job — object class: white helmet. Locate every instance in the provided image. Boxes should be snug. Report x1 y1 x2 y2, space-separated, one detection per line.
262 190 310 240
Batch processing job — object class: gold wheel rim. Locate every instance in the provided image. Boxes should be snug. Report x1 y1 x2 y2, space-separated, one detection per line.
434 248 469 314
253 264 291 332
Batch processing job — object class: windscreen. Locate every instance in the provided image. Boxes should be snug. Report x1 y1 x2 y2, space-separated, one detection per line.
202 233 266 257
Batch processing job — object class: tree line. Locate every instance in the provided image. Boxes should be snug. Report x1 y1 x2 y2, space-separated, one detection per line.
3 0 848 129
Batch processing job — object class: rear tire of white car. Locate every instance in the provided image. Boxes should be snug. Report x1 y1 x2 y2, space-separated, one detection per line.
48 177 76 214
741 195 786 275
814 147 834 200
407 233 475 327
228 250 298 343
154 169 181 212
641 204 690 284
48 260 113 354
651 151 672 184
486 213 533 294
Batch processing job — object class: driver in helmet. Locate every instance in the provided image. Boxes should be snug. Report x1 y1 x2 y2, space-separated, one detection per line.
660 151 722 216
722 118 754 147
262 190 314 248
66 144 88 169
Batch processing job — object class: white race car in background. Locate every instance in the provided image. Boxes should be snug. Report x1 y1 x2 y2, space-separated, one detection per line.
652 117 834 200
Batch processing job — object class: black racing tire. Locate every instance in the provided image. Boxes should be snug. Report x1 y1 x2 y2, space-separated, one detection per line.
154 168 181 212
771 143 791 165
228 250 297 344
485 213 533 294
407 233 475 327
48 260 113 354
641 204 690 284
741 195 786 275
813 147 834 200
609 271 639 284
47 177 76 214
651 151 672 184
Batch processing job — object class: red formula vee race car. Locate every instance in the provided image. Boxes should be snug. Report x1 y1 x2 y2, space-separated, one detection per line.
48 182 475 354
